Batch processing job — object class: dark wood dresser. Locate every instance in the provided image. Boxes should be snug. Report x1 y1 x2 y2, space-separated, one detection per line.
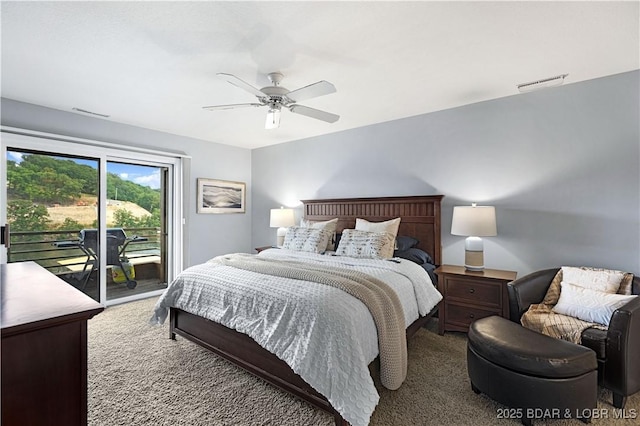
1 261 104 426
435 264 517 335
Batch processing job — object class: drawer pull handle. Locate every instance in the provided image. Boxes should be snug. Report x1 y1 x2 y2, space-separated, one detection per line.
469 288 475 293
469 314 475 319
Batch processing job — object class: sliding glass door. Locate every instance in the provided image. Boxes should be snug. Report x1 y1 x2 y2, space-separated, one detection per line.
1 130 182 305
104 160 170 302
5 149 103 301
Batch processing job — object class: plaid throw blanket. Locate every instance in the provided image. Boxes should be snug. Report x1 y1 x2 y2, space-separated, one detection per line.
521 304 606 343
212 253 408 390
521 269 634 343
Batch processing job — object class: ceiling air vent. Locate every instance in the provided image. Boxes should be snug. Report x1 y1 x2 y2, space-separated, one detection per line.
517 74 568 93
72 107 110 118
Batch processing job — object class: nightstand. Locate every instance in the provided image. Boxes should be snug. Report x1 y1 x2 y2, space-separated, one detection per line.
434 265 517 335
255 245 276 253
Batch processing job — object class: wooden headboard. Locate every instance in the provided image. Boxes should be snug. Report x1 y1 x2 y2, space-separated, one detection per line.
301 195 444 265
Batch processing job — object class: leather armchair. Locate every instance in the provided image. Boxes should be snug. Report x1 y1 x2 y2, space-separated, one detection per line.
508 268 640 409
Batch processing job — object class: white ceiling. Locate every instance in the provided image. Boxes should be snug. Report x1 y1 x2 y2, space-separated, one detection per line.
1 1 638 149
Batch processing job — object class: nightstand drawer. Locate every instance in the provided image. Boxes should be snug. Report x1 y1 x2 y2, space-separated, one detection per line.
445 302 500 329
445 278 502 308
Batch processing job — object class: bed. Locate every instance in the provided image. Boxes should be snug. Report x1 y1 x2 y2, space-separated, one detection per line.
152 195 443 426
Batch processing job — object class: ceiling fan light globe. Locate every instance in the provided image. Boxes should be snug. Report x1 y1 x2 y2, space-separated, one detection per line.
265 108 281 129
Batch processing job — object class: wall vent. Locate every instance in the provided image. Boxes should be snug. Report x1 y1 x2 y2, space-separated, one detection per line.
72 107 110 118
517 74 568 93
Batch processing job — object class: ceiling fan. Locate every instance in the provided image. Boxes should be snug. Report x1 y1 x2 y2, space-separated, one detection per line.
203 72 339 129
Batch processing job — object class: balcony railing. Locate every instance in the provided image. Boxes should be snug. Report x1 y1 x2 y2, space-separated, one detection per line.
7 227 161 276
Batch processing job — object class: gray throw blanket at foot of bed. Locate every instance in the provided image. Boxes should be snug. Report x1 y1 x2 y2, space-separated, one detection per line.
212 253 408 390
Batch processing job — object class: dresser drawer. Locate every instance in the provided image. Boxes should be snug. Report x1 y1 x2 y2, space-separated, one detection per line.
445 302 500 329
445 278 502 308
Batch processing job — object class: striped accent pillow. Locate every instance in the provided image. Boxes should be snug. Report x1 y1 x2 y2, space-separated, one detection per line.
282 226 331 254
335 229 395 259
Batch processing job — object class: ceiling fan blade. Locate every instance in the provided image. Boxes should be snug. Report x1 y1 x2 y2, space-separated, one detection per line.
289 104 339 123
203 103 263 111
217 73 265 97
286 80 336 102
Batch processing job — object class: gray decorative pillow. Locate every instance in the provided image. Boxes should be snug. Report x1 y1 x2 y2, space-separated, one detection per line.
282 226 331 254
335 229 395 259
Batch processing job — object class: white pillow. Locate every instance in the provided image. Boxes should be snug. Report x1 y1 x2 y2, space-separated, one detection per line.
282 227 331 254
335 229 395 259
561 266 624 294
355 217 401 239
553 281 637 326
300 218 338 251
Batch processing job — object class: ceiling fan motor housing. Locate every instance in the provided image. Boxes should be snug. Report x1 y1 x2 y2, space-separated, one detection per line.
261 86 290 97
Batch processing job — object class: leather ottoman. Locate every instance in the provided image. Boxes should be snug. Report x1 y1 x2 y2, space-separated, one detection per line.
467 316 597 426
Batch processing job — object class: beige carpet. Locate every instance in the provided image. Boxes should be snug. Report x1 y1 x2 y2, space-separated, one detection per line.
88 297 639 426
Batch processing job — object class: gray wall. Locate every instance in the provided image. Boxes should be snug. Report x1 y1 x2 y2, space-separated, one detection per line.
3 70 638 277
251 71 640 278
1 98 252 267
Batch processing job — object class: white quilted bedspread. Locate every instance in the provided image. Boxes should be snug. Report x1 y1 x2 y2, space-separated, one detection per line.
151 249 442 426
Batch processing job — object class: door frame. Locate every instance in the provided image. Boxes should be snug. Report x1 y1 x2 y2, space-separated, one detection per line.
1 127 186 306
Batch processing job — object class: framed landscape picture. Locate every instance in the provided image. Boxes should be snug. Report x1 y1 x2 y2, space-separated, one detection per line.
197 178 246 214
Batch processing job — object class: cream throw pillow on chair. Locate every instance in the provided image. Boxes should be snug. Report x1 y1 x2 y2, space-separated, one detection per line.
553 281 637 327
561 266 625 294
542 266 629 307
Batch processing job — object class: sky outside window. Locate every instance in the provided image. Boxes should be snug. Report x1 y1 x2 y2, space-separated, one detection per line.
7 151 160 189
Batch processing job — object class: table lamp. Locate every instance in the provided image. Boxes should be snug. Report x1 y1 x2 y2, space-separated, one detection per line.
270 207 295 247
451 204 497 271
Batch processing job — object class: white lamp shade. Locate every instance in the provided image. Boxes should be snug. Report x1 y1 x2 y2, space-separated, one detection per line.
451 205 497 237
270 208 295 228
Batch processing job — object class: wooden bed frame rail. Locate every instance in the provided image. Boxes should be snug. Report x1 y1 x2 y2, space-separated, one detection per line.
169 307 435 426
